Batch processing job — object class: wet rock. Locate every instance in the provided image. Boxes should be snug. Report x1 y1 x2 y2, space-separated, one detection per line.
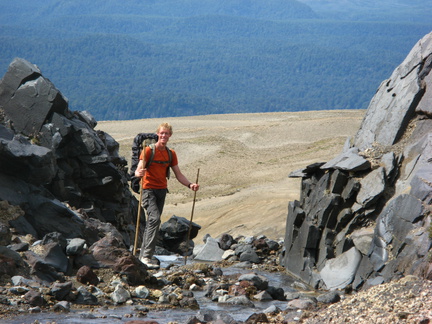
221 295 255 307
179 296 200 309
53 300 71 312
185 310 237 324
238 273 269 291
111 284 131 304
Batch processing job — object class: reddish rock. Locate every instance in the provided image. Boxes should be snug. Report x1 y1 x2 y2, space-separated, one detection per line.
113 256 150 286
76 265 99 286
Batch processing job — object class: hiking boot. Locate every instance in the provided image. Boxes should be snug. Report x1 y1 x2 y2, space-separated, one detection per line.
140 257 160 270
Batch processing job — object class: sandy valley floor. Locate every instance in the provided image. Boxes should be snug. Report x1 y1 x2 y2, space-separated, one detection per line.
97 110 365 243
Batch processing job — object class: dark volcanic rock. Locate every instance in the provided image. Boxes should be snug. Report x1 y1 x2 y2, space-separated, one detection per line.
282 31 432 291
0 57 137 246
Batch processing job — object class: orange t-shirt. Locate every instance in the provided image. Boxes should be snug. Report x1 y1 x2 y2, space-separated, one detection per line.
139 146 178 189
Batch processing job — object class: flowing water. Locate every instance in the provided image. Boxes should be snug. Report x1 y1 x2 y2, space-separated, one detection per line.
4 257 304 324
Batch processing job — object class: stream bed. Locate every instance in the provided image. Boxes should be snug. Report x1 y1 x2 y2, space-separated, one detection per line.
4 257 307 324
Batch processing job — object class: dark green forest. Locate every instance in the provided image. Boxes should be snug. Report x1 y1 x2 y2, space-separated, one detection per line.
0 0 431 120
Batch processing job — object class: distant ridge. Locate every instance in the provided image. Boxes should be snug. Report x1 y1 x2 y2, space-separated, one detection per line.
0 0 318 22
300 0 431 22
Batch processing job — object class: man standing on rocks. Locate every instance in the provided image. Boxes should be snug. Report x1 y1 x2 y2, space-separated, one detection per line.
134 122 199 269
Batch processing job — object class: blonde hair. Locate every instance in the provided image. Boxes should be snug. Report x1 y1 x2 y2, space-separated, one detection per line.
157 122 173 135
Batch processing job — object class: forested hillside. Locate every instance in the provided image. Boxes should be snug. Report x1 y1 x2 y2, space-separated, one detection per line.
0 0 431 120
299 0 429 21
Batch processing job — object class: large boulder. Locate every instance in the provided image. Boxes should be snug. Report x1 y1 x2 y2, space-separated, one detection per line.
282 31 432 291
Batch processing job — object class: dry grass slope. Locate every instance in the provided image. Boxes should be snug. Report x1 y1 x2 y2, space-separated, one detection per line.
97 110 365 242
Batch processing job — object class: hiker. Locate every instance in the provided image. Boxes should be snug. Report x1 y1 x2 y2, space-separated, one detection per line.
134 122 199 269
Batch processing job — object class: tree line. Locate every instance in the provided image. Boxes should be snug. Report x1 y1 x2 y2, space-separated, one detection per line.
0 4 431 120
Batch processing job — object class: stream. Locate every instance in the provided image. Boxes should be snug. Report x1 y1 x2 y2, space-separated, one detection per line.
4 256 306 324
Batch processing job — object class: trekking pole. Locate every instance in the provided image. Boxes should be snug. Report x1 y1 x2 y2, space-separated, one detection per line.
133 181 143 256
184 168 200 265
133 141 148 256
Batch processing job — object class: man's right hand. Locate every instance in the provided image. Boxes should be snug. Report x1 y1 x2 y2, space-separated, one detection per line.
135 168 146 178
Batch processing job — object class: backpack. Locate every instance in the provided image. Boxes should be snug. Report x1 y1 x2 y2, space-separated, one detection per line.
129 132 173 193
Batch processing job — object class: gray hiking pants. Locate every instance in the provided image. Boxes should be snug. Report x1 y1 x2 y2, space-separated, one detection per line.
139 188 167 259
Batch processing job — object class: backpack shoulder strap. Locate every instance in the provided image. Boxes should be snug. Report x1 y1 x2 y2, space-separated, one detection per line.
145 144 156 169
166 146 172 179
166 146 172 165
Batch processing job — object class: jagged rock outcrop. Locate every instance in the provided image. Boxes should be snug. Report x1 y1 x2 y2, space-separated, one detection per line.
282 31 432 291
0 58 139 245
